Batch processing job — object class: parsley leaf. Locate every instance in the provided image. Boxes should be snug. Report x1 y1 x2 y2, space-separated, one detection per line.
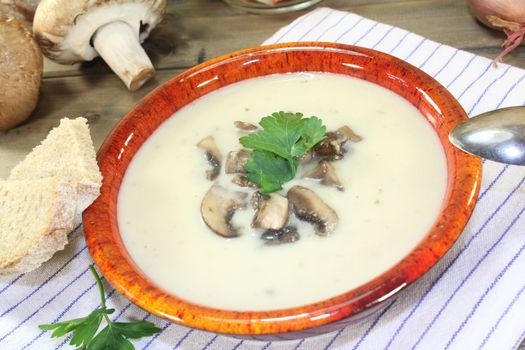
39 265 161 349
244 150 295 193
240 112 304 161
299 116 326 150
239 112 326 193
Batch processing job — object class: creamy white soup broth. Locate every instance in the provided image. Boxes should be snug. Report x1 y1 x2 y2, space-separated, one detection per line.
118 72 447 311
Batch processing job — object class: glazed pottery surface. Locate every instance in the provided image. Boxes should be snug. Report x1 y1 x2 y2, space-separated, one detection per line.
83 42 481 339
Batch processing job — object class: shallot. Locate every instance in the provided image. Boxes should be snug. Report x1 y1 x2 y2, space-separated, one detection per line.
468 0 525 64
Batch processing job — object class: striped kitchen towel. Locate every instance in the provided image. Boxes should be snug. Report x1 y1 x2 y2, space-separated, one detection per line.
2 6 525 350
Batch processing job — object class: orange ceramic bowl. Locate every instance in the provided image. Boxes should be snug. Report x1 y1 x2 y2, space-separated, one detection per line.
84 42 481 339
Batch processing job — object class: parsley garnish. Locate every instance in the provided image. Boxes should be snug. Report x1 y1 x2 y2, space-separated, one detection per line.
39 265 161 349
240 112 326 193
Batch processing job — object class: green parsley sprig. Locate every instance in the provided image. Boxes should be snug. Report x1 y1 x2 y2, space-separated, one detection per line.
39 265 161 349
240 112 326 193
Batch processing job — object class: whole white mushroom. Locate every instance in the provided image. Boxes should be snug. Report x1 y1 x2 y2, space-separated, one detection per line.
33 0 166 91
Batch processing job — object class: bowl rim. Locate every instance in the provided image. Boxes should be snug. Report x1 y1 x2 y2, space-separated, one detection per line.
84 42 482 336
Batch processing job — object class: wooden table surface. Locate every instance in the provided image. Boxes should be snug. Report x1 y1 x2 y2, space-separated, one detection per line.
1 0 522 178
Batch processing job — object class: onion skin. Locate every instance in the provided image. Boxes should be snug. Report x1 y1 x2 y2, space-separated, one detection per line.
469 0 525 30
468 0 525 64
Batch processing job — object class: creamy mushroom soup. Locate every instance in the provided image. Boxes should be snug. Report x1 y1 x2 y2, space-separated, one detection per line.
118 72 447 311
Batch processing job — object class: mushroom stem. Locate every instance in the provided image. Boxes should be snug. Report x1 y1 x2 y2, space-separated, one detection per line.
92 21 154 91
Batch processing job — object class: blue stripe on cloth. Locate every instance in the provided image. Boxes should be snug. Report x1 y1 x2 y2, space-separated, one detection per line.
272 9 320 43
467 65 513 115
173 329 194 349
418 44 442 69
0 245 87 318
334 17 365 42
433 49 459 79
353 22 380 45
315 12 351 41
478 165 509 201
371 26 395 49
260 341 272 350
445 55 477 89
382 174 525 349
174 328 194 349
444 207 525 349
297 9 335 41
323 327 345 350
0 266 91 344
112 300 133 321
479 283 525 349
142 321 170 350
292 338 305 350
232 339 244 350
411 204 525 350
0 274 23 296
353 300 397 350
387 31 410 53
202 334 219 350
403 38 426 61
456 60 493 100
494 72 525 107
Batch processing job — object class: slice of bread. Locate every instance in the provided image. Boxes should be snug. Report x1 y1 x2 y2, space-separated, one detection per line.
0 177 75 275
9 117 102 226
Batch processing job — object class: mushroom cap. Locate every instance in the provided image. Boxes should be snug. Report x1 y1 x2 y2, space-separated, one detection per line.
287 185 338 236
252 193 289 230
0 16 42 131
302 160 344 191
197 136 223 181
33 0 166 63
200 184 248 238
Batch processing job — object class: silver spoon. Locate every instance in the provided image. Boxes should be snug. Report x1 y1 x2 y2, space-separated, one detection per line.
449 106 525 165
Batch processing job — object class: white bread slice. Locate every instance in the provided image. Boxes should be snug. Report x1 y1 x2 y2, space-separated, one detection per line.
0 177 76 275
8 117 102 226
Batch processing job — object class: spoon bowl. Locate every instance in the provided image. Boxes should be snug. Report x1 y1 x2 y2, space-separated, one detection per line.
449 106 525 165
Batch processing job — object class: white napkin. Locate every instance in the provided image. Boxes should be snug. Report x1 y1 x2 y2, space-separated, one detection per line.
2 7 525 350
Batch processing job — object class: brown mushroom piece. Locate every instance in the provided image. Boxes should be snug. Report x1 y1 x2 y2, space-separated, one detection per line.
231 175 259 189
33 0 166 91
337 125 363 143
299 150 314 165
0 16 43 131
225 149 251 174
251 191 266 210
234 121 259 133
197 136 223 181
314 131 348 160
287 185 338 236
252 193 289 230
200 184 248 238
302 160 344 191
261 226 300 245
